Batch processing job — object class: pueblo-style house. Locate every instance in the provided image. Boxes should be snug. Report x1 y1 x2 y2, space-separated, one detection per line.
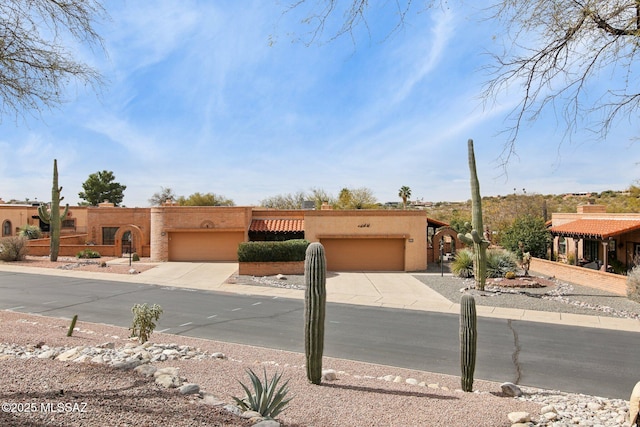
549 204 640 272
0 201 456 272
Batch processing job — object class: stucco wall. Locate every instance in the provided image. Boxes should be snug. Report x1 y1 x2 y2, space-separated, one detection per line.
304 210 427 271
530 257 627 296
150 206 253 261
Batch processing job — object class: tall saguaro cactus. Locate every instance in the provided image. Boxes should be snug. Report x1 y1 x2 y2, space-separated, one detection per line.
457 139 490 291
460 294 477 392
38 159 69 261
304 242 327 385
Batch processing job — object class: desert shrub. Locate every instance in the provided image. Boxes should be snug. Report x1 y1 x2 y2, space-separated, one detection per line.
232 368 292 419
18 224 42 240
566 252 576 265
131 252 140 262
0 236 29 261
237 240 309 262
77 248 101 259
487 249 518 278
452 249 474 278
130 303 163 343
627 266 640 303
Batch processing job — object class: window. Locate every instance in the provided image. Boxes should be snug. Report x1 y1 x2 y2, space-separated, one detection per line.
2 220 11 236
558 237 566 255
62 219 75 229
584 240 599 262
102 227 119 245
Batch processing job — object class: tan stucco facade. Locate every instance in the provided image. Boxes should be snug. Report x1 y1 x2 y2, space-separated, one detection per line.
304 210 427 271
2 203 431 271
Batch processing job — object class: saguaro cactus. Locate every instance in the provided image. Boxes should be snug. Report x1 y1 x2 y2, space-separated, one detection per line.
457 139 490 290
460 294 477 392
304 242 326 385
38 159 69 261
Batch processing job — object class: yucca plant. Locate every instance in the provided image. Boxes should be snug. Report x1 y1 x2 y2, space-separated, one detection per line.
451 249 474 278
232 368 292 419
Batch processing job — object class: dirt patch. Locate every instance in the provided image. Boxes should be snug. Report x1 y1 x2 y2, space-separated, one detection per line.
2 256 157 275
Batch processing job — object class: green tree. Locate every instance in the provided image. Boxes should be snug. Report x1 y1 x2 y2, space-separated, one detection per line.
148 187 177 206
78 170 127 206
285 1 640 158
176 192 234 206
0 1 105 121
334 187 377 209
499 215 551 259
398 186 411 209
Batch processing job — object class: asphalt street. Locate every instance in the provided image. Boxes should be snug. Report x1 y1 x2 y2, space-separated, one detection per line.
0 270 637 399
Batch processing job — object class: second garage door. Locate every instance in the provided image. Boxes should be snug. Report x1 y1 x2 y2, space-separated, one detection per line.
320 238 405 271
168 231 244 261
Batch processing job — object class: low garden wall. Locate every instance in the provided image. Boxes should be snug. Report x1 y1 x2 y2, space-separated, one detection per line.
238 261 304 276
530 258 627 296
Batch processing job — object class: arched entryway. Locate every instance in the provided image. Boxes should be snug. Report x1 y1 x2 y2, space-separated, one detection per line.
431 227 461 263
114 225 144 257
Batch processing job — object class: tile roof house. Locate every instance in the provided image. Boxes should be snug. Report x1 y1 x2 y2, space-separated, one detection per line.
549 204 640 272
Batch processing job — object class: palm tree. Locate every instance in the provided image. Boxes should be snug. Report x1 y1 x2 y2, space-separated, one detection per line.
398 186 411 209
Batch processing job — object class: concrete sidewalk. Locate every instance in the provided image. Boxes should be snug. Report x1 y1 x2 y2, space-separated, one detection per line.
1 260 639 333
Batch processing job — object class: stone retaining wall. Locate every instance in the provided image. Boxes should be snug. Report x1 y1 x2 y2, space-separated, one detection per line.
531 258 627 296
238 261 304 276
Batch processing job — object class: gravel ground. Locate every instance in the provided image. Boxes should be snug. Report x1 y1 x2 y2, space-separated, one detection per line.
412 271 640 320
0 310 544 427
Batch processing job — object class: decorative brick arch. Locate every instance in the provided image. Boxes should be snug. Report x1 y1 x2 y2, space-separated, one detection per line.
114 225 145 256
431 227 462 263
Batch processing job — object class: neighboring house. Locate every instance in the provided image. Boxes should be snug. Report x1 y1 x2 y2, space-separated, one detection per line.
0 201 451 272
549 204 640 271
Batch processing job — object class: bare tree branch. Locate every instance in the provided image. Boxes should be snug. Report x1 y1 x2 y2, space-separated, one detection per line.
0 0 107 122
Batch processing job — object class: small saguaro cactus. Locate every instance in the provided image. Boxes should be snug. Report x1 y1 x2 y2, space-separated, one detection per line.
38 159 69 262
460 294 477 392
67 314 78 337
304 242 327 385
457 139 490 291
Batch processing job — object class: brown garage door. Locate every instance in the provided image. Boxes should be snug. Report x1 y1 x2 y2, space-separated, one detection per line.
320 238 405 271
168 231 244 261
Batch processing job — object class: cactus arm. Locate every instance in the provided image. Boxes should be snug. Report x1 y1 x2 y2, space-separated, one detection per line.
37 204 51 223
304 242 327 385
460 294 477 392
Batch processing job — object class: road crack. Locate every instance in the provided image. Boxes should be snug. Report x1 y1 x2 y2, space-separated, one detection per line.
507 319 522 384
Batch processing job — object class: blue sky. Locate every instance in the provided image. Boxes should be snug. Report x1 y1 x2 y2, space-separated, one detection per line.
0 1 637 207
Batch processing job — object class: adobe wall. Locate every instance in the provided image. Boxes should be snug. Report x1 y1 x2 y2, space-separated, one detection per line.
303 210 427 271
150 206 253 261
251 209 305 220
530 258 627 296
86 207 151 245
238 261 304 276
0 205 31 236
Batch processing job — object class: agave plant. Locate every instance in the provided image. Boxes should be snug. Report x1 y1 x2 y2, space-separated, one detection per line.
486 249 518 278
232 368 292 419
451 249 474 278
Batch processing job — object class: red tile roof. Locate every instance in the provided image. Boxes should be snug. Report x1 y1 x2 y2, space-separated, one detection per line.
249 219 304 233
550 219 640 239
